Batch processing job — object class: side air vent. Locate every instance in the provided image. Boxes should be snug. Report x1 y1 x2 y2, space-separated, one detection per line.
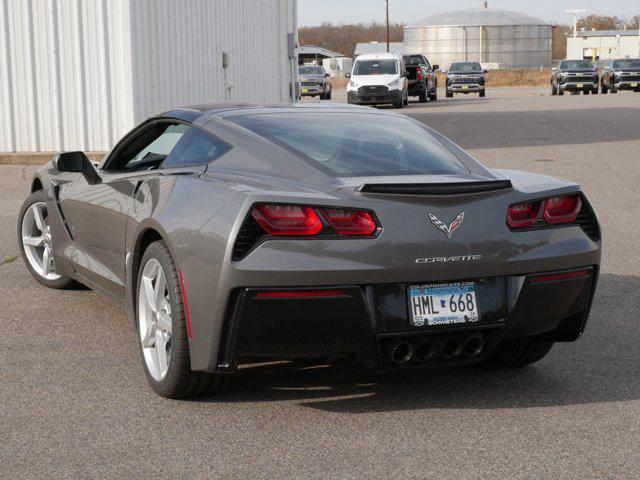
575 203 600 241
232 215 264 260
359 180 513 195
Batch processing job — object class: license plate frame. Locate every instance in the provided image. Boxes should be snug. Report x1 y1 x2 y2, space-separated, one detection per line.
408 282 480 327
632 83 638 88
577 83 583 88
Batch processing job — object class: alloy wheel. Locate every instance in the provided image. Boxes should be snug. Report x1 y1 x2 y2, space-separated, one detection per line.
21 202 60 281
138 258 173 381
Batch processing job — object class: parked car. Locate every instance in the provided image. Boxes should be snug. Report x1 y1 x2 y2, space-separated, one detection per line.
551 60 598 95
601 59 640 94
403 54 438 103
346 53 408 108
19 103 601 398
444 62 487 98
298 65 332 100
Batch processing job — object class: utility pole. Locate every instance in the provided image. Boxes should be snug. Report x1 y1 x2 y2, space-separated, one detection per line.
565 9 586 58
386 0 390 53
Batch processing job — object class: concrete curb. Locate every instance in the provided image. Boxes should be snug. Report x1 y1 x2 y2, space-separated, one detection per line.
0 152 107 165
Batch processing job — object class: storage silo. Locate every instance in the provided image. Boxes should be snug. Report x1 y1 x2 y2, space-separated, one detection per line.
403 7 552 69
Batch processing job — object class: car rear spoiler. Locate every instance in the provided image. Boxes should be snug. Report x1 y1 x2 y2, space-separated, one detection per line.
358 180 513 195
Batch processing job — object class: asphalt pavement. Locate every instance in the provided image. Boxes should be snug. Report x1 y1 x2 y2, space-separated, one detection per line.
2 89 640 479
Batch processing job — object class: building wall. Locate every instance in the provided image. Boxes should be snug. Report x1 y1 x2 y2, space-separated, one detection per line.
404 25 552 69
0 0 133 152
129 0 296 124
0 0 296 153
567 36 640 60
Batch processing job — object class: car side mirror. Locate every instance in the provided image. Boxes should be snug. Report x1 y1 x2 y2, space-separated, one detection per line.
432 64 439 71
483 69 489 73
440 69 447 74
325 73 330 77
53 151 101 184
344 72 351 78
552 67 558 72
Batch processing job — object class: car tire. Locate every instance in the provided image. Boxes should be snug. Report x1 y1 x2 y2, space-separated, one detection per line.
418 90 427 103
403 95 409 106
480 337 554 368
136 240 229 399
592 86 598 94
558 88 564 96
325 89 332 100
551 83 557 95
428 88 437 101
446 89 453 98
395 97 404 109
17 190 74 289
610 83 617 93
601 82 608 94
479 90 486 98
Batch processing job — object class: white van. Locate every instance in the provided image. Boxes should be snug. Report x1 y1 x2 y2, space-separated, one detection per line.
345 53 408 108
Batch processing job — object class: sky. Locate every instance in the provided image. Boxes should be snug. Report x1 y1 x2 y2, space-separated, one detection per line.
298 0 640 26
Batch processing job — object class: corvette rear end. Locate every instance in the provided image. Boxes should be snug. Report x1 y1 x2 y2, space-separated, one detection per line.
20 104 601 398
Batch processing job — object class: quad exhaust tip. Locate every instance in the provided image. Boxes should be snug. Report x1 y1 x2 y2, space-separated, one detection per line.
382 331 486 366
385 339 414 365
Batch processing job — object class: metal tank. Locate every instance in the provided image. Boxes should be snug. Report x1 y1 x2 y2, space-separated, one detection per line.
403 8 552 69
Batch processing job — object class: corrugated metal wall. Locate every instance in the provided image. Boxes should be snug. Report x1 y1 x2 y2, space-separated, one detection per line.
0 0 133 152
130 0 295 122
0 0 296 153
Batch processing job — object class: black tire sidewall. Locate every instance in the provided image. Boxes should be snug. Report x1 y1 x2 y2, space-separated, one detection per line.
17 190 73 289
136 241 186 397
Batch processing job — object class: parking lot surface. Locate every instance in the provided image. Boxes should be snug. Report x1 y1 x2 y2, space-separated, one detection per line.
2 90 640 479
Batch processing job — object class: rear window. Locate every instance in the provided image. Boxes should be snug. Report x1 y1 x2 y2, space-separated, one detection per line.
229 113 468 177
353 60 398 75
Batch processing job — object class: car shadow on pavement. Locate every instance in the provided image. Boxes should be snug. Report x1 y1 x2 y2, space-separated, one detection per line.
202 273 640 413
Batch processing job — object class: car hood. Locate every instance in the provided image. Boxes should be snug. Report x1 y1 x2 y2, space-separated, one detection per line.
560 69 597 73
449 71 483 75
351 74 398 86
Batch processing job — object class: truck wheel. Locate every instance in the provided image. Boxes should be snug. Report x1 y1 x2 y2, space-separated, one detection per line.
325 89 331 100
610 84 617 93
418 90 427 103
558 88 564 96
428 88 437 101
446 89 453 98
479 90 486 98
592 86 598 95
601 82 608 94
403 95 408 106
551 84 557 95
394 98 404 109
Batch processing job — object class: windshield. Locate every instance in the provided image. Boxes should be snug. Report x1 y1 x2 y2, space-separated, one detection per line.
560 60 594 69
229 113 468 177
450 62 482 72
353 60 398 75
299 66 325 75
613 59 640 69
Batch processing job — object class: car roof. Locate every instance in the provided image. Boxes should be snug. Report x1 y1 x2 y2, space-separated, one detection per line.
156 102 401 122
355 53 402 61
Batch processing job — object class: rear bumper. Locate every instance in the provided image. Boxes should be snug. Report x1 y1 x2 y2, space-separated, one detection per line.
217 266 598 372
348 89 402 105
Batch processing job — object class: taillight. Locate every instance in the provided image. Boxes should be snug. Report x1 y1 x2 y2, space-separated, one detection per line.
417 69 423 81
507 194 584 230
249 204 379 238
543 195 582 224
320 208 377 235
251 204 323 236
507 201 542 229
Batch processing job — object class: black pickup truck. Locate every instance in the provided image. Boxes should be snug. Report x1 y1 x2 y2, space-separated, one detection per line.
601 59 640 94
403 54 438 103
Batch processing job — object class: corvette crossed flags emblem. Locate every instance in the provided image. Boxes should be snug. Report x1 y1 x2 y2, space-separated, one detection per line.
428 212 465 239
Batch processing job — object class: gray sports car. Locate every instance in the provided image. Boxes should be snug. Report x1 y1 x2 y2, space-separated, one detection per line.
18 104 601 398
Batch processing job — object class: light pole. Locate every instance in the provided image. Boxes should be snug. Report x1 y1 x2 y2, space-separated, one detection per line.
385 0 390 53
565 9 586 58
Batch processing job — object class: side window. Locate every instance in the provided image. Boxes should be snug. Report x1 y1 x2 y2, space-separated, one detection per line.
105 122 188 172
162 126 231 169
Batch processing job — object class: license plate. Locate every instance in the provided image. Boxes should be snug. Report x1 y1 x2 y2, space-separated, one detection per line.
577 83 583 88
632 83 638 87
462 85 469 90
301 88 308 93
408 282 479 327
